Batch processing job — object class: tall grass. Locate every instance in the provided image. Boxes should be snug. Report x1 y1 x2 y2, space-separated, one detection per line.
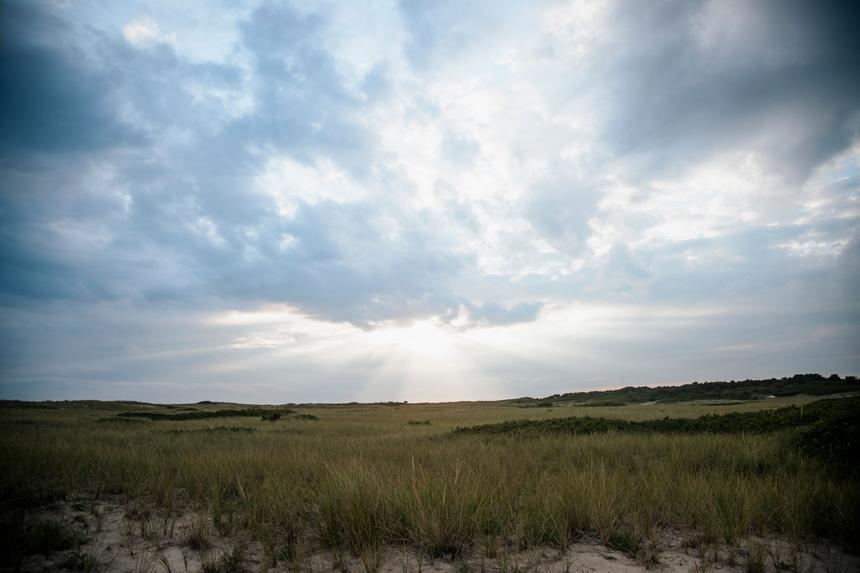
1 398 858 569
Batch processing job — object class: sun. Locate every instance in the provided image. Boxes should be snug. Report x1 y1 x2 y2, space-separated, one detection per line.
364 317 497 402
370 319 453 356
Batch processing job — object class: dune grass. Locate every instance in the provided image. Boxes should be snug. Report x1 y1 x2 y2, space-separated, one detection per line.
0 396 858 570
453 396 860 465
117 407 295 421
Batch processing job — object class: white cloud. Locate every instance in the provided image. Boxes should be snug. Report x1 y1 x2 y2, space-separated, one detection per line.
254 155 368 218
122 16 176 47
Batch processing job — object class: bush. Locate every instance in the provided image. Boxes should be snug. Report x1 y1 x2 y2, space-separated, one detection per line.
117 408 294 421
454 396 860 455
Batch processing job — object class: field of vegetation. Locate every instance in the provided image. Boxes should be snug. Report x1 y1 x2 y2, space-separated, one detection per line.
1 376 858 572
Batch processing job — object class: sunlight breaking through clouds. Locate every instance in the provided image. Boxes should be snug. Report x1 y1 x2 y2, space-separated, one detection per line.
0 0 858 402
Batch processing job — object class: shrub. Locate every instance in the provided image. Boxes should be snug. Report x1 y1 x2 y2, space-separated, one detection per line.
117 408 294 421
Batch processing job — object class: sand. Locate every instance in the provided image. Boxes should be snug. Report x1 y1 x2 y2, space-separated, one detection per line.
15 497 858 573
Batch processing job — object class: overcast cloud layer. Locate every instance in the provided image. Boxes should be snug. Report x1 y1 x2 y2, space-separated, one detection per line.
1 0 858 402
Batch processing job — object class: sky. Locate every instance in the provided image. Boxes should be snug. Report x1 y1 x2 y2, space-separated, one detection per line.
1 0 859 403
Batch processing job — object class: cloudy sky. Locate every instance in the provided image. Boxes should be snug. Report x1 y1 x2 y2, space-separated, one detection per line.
1 0 858 403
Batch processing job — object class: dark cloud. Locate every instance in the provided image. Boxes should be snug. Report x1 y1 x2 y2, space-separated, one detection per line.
189 199 472 325
0 3 143 157
0 1 476 327
233 3 374 171
594 0 860 183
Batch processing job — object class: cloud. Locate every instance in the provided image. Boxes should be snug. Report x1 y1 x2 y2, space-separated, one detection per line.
0 3 144 156
0 0 858 401
593 0 860 184
123 16 176 47
455 301 544 328
524 171 602 257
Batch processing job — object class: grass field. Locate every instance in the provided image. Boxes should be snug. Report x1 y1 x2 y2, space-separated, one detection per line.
1 393 858 572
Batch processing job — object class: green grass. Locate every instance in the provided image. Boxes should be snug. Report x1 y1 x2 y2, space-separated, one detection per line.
116 407 295 421
0 393 858 570
455 396 860 468
455 395 855 433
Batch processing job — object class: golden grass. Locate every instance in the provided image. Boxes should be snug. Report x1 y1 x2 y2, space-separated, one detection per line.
1 395 857 568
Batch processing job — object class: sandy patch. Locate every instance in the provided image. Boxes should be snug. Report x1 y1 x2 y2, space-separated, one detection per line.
14 498 858 573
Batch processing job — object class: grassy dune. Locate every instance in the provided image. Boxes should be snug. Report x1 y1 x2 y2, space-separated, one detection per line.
1 395 858 570
455 397 860 463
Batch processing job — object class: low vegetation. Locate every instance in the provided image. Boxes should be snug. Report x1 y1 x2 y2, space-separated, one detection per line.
459 395 856 442
579 400 628 407
529 373 858 404
117 407 295 421
456 396 860 472
0 514 83 570
0 376 857 572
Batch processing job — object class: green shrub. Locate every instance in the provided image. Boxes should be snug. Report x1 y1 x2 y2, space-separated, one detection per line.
454 397 860 442
117 408 294 421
